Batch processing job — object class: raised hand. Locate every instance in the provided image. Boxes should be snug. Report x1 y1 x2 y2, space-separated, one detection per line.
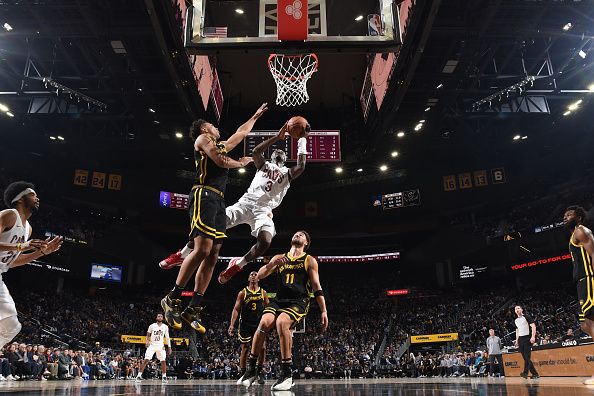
41 236 63 256
239 157 253 167
252 103 268 120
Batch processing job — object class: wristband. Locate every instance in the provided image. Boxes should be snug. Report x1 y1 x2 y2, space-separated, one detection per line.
16 243 21 252
297 137 308 155
314 289 324 297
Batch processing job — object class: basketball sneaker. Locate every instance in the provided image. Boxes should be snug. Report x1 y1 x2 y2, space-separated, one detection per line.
181 305 206 334
159 250 183 270
257 371 265 385
161 295 183 330
218 257 244 284
584 376 594 385
240 366 258 388
271 374 293 391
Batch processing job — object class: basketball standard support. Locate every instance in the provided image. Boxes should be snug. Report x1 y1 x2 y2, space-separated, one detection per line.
184 0 401 54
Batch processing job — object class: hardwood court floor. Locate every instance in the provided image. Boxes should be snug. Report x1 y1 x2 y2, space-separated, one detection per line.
0 377 592 395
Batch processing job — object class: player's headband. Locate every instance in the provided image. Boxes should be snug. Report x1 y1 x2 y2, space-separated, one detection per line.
11 188 36 204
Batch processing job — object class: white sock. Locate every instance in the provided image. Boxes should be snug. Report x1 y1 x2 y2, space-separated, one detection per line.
180 244 193 258
237 257 248 268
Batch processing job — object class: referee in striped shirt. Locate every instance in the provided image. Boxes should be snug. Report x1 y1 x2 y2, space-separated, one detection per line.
514 305 539 379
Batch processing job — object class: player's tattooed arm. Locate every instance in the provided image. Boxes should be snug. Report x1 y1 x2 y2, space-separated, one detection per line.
228 290 244 336
289 152 306 180
197 135 252 169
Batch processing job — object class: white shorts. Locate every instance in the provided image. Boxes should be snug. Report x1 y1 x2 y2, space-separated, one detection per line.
0 281 17 321
145 345 166 362
226 203 276 238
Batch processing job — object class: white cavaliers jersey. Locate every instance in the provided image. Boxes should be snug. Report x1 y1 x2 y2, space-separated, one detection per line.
147 322 169 347
239 162 291 210
0 209 30 274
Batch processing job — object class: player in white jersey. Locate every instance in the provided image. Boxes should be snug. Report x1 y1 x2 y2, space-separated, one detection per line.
136 313 171 383
159 122 309 284
0 181 62 348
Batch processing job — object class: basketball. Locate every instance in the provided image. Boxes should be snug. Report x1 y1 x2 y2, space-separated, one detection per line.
287 116 310 139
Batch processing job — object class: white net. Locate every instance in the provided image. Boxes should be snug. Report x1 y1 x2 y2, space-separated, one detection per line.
268 54 318 107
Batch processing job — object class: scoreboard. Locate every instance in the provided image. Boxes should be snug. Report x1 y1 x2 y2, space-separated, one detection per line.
244 131 341 162
381 189 421 210
159 191 189 210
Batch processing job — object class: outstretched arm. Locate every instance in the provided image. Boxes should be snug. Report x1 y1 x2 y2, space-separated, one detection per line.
307 256 328 332
197 135 253 169
252 123 288 170
228 290 244 337
10 236 62 268
223 103 268 152
0 211 47 252
289 137 308 180
257 254 286 280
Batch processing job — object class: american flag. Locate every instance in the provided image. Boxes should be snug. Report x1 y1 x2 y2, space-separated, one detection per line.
203 27 228 38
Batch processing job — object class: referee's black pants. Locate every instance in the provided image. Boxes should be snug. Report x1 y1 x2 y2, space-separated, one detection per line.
518 335 538 376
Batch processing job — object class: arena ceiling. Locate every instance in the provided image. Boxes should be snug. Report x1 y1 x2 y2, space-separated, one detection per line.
0 0 592 183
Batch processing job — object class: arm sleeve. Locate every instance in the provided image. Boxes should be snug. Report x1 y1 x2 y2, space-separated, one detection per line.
165 326 171 347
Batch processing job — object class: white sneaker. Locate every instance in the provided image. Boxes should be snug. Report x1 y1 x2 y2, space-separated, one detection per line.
6 375 16 381
135 376 142 382
162 376 168 384
41 376 47 381
0 375 5 381
271 376 293 391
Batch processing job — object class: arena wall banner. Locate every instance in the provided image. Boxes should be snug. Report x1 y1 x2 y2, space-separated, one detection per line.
410 333 458 344
120 335 189 346
502 341 594 376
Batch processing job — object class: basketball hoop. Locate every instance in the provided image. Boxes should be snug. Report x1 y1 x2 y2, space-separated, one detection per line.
268 53 318 107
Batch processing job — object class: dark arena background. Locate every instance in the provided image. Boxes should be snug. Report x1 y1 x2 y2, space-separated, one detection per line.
1 0 594 395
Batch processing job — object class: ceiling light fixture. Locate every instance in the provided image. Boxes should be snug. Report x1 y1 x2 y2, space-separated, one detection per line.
391 151 399 158
414 123 423 131
562 22 572 31
49 136 56 140
235 8 244 14
397 131 405 138
3 23 12 32
424 107 431 112
335 167 343 174
149 108 156 113
0 103 8 112
513 135 521 140
579 50 587 59
380 165 388 172
5 112 14 117
589 83 594 92
436 83 444 89
563 110 571 116
175 132 183 139
355 15 364 21
57 136 65 141
357 168 363 172
238 168 246 173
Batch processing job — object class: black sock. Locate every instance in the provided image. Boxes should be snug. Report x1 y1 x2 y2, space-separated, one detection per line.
239 368 245 376
256 364 262 373
281 359 292 377
248 354 258 370
189 292 203 307
169 284 184 299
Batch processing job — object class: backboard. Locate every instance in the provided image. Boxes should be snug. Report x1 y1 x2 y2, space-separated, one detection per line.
184 0 402 54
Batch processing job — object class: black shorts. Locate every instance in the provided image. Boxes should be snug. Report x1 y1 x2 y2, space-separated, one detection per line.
238 321 257 344
577 276 594 322
188 186 227 240
263 298 309 324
